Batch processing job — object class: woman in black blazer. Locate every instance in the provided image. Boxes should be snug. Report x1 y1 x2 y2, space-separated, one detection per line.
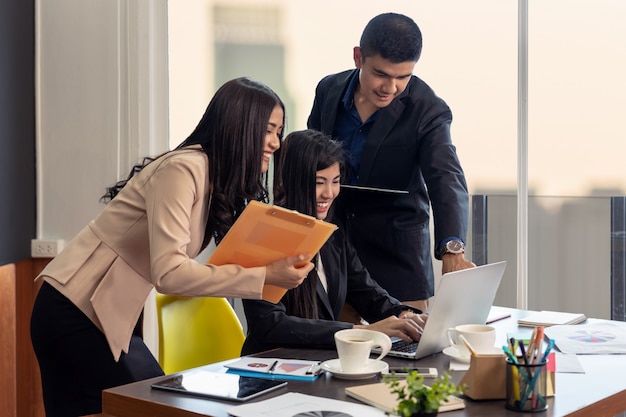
241 129 426 354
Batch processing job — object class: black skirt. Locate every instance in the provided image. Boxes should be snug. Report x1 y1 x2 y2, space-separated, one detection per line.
30 281 164 417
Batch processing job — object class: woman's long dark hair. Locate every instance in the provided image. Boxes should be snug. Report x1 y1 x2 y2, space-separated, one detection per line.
101 77 285 248
274 129 344 319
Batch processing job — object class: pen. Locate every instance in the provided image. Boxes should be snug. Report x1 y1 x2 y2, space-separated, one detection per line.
540 339 555 363
509 337 517 355
502 346 519 365
527 327 538 363
305 362 321 375
268 360 278 374
518 340 529 365
459 334 477 356
532 327 545 364
486 312 512 324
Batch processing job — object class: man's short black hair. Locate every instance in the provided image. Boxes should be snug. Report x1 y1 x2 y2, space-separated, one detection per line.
359 12 422 63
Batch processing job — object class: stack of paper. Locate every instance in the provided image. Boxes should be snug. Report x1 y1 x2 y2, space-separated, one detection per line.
518 310 587 327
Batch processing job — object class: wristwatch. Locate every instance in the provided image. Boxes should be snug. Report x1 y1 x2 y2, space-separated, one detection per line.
439 240 465 257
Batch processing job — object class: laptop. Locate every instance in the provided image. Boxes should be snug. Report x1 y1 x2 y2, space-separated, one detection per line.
380 261 507 360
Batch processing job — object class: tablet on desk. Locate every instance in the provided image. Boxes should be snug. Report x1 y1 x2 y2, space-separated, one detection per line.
151 370 287 402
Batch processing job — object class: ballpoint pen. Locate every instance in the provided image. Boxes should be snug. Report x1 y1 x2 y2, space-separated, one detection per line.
459 334 477 357
532 326 545 364
518 340 529 365
502 346 517 363
526 327 538 364
509 337 517 355
305 362 322 375
268 360 279 374
540 338 554 363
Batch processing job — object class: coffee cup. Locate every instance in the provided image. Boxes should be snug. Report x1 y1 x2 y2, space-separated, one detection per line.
334 329 392 373
446 324 496 356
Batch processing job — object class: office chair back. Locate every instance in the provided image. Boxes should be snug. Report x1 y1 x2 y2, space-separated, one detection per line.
155 294 245 374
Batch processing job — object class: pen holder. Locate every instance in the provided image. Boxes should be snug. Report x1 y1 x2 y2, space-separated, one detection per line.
460 353 507 400
505 359 548 412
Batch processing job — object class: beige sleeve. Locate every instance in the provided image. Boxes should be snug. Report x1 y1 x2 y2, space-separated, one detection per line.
143 154 265 299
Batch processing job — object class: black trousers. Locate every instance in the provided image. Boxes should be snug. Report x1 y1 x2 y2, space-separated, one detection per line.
30 282 164 417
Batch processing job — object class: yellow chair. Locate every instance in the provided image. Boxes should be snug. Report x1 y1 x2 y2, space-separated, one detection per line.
155 294 245 374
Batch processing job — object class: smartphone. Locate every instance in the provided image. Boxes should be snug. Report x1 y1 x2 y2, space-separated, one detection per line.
387 367 438 378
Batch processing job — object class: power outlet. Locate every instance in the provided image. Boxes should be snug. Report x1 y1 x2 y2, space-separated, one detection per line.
31 239 65 258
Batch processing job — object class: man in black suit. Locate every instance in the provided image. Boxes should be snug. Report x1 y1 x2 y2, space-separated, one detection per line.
308 12 475 314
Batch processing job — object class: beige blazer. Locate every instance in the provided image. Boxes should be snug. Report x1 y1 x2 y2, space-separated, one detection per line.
37 147 265 361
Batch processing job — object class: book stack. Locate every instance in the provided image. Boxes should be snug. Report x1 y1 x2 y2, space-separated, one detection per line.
518 310 587 327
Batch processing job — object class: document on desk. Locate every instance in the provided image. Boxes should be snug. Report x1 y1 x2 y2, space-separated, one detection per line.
544 320 626 354
227 392 386 417
555 352 585 373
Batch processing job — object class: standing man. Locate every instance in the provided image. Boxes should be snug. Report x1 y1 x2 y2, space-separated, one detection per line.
308 12 475 314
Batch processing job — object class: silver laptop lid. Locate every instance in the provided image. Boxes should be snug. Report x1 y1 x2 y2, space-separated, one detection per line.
386 261 507 360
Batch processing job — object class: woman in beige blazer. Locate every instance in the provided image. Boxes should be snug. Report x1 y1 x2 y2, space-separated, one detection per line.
30 77 314 417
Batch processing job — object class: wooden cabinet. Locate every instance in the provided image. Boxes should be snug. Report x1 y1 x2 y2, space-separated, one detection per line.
0 259 50 417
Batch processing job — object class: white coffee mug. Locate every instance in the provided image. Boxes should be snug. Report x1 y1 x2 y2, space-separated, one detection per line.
446 324 496 356
334 329 392 373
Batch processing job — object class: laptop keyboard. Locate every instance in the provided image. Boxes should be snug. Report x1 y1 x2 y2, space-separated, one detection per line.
391 339 419 354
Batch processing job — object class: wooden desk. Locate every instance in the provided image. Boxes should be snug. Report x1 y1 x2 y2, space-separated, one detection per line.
102 307 626 417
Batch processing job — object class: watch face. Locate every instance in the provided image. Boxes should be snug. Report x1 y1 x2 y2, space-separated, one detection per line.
446 240 465 253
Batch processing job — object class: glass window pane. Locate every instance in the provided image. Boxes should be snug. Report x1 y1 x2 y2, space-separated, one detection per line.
529 0 626 197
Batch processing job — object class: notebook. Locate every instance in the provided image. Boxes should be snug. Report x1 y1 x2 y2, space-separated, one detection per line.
517 310 587 327
345 381 465 413
379 261 507 360
224 357 322 381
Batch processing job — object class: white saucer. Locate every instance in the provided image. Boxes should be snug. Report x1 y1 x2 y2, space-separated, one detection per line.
443 346 504 363
320 359 389 380
442 346 471 363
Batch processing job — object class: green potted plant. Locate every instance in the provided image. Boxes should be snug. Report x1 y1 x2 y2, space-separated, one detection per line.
383 369 465 417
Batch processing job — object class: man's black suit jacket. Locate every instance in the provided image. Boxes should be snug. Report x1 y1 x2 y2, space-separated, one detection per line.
308 69 469 300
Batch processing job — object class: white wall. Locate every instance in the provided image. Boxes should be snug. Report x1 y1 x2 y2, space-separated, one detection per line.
36 0 169 239
36 0 170 354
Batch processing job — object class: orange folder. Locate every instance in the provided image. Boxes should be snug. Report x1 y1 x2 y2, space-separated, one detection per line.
207 201 338 303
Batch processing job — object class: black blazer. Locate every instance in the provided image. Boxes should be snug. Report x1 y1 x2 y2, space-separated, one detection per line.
307 69 469 300
241 228 409 355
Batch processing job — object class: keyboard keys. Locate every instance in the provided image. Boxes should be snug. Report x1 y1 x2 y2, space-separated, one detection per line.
391 340 418 353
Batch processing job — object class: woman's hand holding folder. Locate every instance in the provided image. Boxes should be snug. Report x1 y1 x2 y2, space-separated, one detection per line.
265 254 314 289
